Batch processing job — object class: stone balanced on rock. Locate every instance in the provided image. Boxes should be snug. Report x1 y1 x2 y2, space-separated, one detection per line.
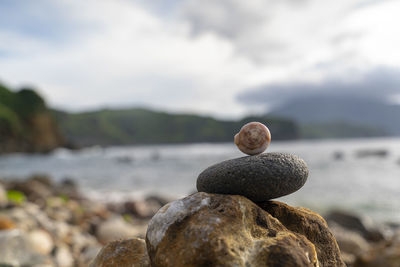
197 121 308 202
91 122 345 267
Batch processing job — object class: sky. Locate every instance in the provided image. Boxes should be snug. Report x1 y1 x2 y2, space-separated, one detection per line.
0 0 400 118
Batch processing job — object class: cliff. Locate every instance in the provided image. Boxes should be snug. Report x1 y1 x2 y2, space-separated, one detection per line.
0 83 64 154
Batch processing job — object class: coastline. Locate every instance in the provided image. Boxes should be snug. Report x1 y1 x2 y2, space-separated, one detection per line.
0 175 167 266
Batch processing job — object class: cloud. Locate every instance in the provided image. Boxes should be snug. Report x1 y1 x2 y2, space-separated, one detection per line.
0 0 255 118
0 0 400 118
180 0 400 67
237 67 400 109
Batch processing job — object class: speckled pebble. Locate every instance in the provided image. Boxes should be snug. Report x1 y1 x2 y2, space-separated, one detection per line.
196 152 308 202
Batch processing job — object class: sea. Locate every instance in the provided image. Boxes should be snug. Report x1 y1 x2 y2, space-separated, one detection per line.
1 137 400 223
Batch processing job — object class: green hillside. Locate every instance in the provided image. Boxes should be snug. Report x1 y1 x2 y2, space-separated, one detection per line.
53 108 300 146
300 121 388 139
0 83 64 153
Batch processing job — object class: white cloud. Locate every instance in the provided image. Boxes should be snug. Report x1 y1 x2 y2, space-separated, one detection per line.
181 0 400 78
0 0 399 118
0 0 255 118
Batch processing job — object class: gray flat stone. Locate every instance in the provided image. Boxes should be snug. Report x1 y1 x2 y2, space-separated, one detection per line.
196 152 308 202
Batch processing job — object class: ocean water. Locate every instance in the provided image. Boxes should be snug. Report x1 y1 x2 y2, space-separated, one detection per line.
1 138 400 223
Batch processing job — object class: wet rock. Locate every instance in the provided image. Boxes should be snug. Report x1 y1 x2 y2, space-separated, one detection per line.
146 192 344 267
326 210 385 242
96 217 146 244
333 151 345 160
90 238 150 267
197 152 308 201
355 148 388 158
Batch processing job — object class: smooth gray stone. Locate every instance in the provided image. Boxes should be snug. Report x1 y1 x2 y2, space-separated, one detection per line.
196 152 308 202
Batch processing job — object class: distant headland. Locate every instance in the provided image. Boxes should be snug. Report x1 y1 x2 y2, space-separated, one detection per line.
0 82 388 154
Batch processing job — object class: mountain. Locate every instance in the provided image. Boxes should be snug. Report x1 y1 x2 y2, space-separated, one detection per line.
0 83 65 153
269 95 396 137
52 108 300 147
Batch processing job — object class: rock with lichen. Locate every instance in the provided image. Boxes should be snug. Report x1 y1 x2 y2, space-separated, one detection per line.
145 192 345 267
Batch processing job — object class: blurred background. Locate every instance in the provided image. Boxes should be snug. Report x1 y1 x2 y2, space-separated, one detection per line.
1 0 400 265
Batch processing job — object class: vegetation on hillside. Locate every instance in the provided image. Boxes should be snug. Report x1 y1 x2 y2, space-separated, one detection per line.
53 109 300 146
1 81 388 153
0 83 64 153
300 121 388 139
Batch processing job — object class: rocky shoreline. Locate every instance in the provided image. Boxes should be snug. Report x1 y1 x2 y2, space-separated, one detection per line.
0 175 169 266
0 176 399 266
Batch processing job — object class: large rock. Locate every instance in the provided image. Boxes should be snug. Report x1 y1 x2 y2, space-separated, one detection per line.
146 192 344 267
90 238 150 267
197 152 308 201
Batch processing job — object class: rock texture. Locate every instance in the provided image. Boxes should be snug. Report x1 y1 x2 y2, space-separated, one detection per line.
90 238 150 267
197 152 308 202
258 201 346 267
146 192 344 267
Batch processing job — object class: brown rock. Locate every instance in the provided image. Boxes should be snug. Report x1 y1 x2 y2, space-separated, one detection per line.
90 238 150 267
325 210 384 242
146 192 344 267
0 216 16 230
354 240 400 267
258 201 346 267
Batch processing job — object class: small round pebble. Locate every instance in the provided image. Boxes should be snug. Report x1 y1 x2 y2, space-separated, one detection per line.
196 152 308 202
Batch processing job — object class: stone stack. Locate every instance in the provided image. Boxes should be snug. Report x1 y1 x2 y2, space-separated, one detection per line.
91 122 346 266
